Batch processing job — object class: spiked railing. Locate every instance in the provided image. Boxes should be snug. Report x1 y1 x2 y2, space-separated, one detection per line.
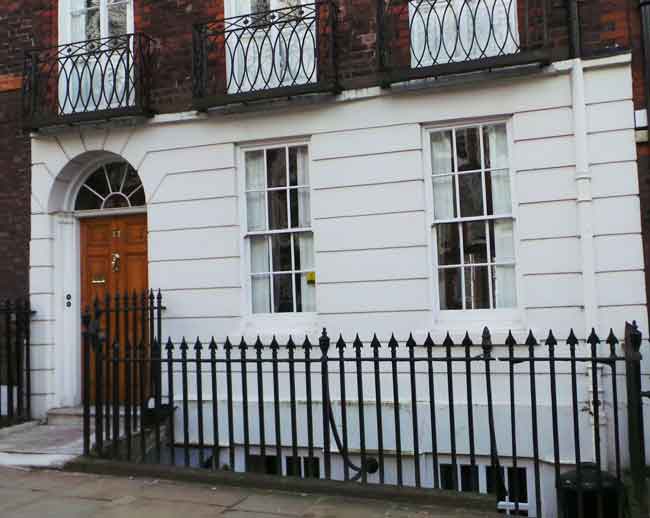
81 320 647 518
0 300 33 427
23 33 155 129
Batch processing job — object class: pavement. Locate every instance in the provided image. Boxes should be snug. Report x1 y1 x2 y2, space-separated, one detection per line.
0 466 500 518
0 421 83 468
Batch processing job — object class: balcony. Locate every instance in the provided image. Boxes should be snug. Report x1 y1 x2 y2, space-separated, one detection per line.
23 33 155 130
192 0 338 110
380 0 554 83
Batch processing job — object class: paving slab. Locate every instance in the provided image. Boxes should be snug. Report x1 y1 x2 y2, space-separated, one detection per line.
0 466 501 518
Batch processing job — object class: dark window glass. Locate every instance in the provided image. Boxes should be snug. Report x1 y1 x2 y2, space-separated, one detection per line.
267 148 287 188
440 464 456 490
286 456 301 477
273 274 293 312
460 465 479 492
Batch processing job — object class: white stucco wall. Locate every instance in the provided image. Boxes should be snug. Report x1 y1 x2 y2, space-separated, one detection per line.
27 53 648 515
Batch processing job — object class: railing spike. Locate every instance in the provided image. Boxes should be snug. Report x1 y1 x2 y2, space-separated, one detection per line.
567 328 579 346
423 332 435 348
270 335 280 351
406 333 416 349
287 335 296 350
165 337 174 351
462 331 473 347
370 333 381 349
336 334 346 350
442 332 454 348
180 337 188 351
388 333 398 349
254 335 264 351
353 334 363 350
224 337 233 350
606 328 619 346
209 336 218 350
587 327 600 345
239 337 248 350
525 330 538 347
194 337 202 350
545 329 557 347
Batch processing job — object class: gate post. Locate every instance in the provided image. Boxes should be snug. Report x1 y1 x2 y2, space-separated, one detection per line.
624 321 648 516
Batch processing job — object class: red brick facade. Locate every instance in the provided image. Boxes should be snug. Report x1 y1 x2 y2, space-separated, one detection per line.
1 0 649 304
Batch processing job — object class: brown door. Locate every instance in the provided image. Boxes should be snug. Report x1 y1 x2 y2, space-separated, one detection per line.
80 214 148 402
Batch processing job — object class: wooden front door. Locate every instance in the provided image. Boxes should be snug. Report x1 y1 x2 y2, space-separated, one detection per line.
80 213 148 402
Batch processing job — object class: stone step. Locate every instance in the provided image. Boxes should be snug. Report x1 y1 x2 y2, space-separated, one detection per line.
47 406 133 426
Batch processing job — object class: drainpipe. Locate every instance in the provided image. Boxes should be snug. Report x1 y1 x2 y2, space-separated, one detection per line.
641 1 650 119
568 0 582 58
572 60 597 336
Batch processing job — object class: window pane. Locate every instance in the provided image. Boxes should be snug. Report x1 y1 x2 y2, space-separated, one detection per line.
271 234 292 272
493 265 516 308
483 124 508 170
267 148 287 188
455 127 481 172
103 193 129 209
290 188 311 228
129 186 145 207
268 190 288 230
431 131 454 174
273 274 294 312
432 175 456 220
250 236 270 273
252 275 271 313
75 185 103 210
458 172 484 217
485 169 511 215
462 221 487 264
294 233 314 270
437 223 460 266
289 146 309 186
489 220 515 263
439 268 462 310
295 273 316 312
84 168 110 198
108 3 128 36
464 265 490 309
106 162 126 192
246 150 266 190
247 192 267 231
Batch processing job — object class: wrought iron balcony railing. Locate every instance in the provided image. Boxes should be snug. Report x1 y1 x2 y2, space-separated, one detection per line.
193 0 338 109
23 33 155 129
380 0 553 82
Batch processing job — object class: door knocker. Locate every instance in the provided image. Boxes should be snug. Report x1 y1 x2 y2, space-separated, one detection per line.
111 252 121 272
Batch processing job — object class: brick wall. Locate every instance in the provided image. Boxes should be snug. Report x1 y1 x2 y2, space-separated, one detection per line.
0 1 55 300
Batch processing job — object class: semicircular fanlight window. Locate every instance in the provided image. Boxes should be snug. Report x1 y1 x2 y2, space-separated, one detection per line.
75 161 145 211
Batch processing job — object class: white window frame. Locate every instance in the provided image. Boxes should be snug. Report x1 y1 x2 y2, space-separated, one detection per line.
423 119 523 327
238 140 317 328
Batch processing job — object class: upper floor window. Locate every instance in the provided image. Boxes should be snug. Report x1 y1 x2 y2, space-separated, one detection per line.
430 123 516 310
410 0 520 68
244 145 315 314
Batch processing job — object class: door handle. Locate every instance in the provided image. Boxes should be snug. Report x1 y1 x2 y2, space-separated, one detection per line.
91 277 106 285
111 253 121 272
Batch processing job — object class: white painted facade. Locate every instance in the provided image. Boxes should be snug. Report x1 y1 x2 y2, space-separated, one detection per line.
28 52 649 515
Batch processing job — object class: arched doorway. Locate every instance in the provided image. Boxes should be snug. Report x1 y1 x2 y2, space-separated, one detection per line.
74 159 148 402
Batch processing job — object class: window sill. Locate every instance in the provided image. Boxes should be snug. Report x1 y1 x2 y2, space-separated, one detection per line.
240 312 319 341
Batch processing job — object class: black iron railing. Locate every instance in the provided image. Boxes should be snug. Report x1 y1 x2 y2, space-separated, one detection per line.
23 33 155 129
0 300 32 427
81 290 164 458
379 0 553 82
192 0 338 109
82 309 648 518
